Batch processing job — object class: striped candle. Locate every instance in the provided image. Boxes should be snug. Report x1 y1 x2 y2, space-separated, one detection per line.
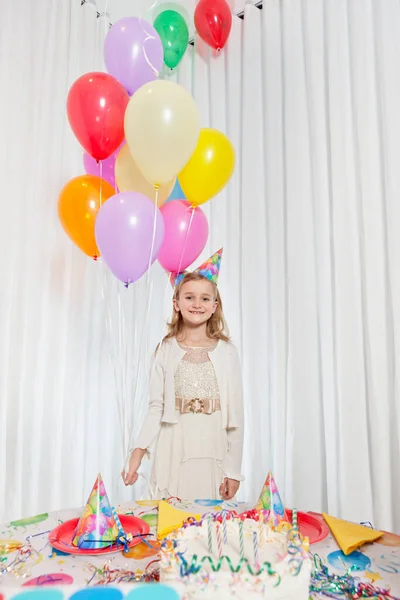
207 515 213 554
111 506 126 539
292 508 298 534
253 530 260 568
222 510 228 544
238 520 244 560
216 523 223 558
258 510 264 546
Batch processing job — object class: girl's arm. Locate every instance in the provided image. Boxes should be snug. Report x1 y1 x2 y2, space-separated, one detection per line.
123 346 165 486
224 344 245 482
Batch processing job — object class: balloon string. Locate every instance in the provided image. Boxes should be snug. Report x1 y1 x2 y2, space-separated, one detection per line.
124 189 159 468
148 187 159 276
99 161 103 206
138 472 156 502
177 206 195 275
139 17 161 78
125 285 152 469
145 0 159 16
123 287 130 455
117 281 131 457
101 268 125 459
103 0 110 36
151 203 196 383
116 283 127 454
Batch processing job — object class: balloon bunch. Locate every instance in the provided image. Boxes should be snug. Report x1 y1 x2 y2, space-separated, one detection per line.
59 13 235 286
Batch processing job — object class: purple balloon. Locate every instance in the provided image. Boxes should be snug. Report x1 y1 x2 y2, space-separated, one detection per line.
104 17 163 96
95 192 164 286
83 148 119 189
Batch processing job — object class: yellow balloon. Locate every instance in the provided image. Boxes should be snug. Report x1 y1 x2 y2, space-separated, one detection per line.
124 80 200 187
179 128 235 206
115 145 175 206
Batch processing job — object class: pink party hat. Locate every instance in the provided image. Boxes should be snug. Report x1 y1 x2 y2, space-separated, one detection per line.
254 471 289 526
72 474 121 549
170 248 223 287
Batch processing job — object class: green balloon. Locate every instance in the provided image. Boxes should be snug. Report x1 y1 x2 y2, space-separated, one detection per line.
154 10 189 70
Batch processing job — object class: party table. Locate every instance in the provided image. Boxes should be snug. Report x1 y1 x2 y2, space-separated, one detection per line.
1 499 400 598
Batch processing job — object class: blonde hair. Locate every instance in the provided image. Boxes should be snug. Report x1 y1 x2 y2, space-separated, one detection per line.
163 272 230 343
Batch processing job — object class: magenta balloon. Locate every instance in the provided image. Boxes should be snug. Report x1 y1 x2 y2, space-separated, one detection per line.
83 149 119 189
95 192 164 286
158 200 209 273
104 17 163 96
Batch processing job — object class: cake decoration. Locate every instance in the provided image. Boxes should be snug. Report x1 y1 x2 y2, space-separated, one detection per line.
159 506 311 599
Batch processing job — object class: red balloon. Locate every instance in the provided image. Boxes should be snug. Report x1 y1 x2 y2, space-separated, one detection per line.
67 72 129 161
194 0 232 51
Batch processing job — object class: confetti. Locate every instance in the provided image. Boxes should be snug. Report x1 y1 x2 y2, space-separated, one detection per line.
310 554 397 599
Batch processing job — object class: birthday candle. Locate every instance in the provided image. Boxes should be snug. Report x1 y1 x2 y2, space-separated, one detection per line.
111 506 126 539
207 516 213 554
292 508 298 534
258 510 264 546
253 530 260 568
216 523 223 558
222 510 228 544
238 520 244 560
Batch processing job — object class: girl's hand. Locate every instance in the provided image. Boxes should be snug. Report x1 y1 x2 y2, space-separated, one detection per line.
219 478 240 500
122 448 146 486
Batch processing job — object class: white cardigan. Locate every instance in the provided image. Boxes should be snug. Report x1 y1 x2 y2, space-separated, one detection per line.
135 337 244 481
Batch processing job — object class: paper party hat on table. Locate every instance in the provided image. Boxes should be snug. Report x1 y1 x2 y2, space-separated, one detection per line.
170 248 223 287
72 473 121 549
157 500 201 540
254 471 289 526
322 513 383 555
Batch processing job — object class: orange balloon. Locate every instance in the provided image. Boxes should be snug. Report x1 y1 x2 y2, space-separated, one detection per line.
58 175 115 258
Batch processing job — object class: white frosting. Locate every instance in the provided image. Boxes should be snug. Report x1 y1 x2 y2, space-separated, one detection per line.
160 518 311 600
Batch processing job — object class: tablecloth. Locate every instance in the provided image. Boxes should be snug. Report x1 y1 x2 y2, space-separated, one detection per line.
1 499 400 597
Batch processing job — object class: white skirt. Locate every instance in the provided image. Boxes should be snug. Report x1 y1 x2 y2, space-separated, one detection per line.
150 409 227 500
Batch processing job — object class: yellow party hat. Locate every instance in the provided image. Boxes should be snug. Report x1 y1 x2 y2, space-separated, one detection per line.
157 500 201 540
322 513 383 555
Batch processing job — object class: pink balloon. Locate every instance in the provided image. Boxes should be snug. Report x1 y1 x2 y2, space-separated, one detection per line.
158 200 209 273
83 146 121 190
95 192 164 286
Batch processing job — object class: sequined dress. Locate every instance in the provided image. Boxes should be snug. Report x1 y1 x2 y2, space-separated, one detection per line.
150 343 227 499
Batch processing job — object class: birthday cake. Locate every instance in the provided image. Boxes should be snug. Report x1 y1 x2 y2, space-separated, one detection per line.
160 511 311 599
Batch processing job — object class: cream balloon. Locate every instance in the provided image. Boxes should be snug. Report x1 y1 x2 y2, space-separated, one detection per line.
124 80 200 187
115 145 175 206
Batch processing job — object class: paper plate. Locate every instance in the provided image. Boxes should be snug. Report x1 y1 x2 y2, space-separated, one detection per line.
286 509 329 545
49 515 150 556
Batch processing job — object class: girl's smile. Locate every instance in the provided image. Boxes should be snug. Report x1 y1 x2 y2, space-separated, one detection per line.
174 279 217 327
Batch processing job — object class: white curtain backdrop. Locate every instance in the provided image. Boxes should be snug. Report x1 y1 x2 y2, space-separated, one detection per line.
1 0 399 533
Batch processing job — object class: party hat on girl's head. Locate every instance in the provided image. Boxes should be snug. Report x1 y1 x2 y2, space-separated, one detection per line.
170 248 223 287
254 471 289 526
195 248 223 283
72 473 121 549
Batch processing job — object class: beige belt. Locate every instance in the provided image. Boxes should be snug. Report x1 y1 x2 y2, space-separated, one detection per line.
175 397 221 415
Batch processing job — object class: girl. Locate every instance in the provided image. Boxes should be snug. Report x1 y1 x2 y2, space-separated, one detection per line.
123 249 244 500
